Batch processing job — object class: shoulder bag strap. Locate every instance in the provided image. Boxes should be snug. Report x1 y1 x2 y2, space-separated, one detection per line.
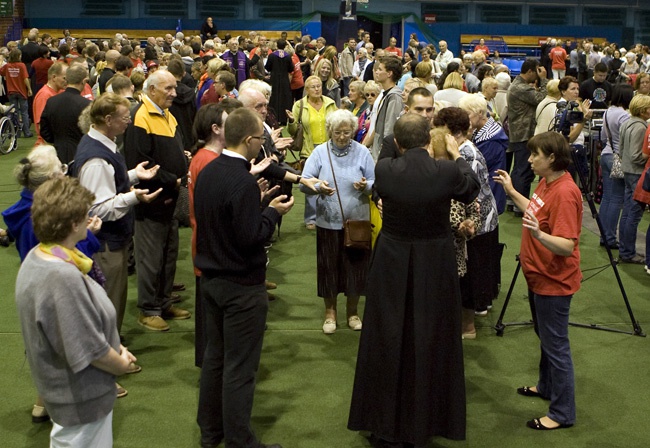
603 110 615 152
535 100 557 126
297 98 304 125
325 142 346 222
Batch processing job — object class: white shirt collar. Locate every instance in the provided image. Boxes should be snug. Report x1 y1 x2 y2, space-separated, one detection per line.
221 148 248 162
88 126 117 152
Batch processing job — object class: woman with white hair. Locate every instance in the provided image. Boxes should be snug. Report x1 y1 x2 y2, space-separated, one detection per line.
494 72 511 127
299 109 375 334
619 52 640 82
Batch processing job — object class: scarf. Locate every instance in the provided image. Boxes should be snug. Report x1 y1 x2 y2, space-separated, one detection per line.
39 243 93 275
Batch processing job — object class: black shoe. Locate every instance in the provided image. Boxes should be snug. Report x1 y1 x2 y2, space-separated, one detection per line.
172 282 186 291
600 241 619 249
513 210 524 218
526 417 573 430
618 254 645 265
517 386 543 398
259 444 283 448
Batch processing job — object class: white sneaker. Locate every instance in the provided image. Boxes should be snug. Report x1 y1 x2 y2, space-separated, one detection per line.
645 265 650 275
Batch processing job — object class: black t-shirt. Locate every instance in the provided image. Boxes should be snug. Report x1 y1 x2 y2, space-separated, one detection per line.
579 78 612 109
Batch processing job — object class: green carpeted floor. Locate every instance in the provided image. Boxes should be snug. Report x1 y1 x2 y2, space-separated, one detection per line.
1 137 649 448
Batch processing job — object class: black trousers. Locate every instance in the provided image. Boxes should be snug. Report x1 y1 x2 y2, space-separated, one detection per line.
197 277 268 448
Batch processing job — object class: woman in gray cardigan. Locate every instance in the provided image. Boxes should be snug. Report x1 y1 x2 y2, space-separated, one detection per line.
618 94 650 264
15 177 137 447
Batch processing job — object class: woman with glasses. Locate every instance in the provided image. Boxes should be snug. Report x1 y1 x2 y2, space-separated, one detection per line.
356 81 381 143
299 109 375 333
287 75 338 229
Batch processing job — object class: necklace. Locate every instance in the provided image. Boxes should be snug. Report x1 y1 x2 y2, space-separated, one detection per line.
328 140 351 157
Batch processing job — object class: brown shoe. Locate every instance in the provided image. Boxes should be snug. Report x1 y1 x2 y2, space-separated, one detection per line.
162 305 191 320
138 315 170 331
265 280 277 290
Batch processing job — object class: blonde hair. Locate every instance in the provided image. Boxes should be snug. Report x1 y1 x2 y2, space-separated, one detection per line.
207 57 227 76
629 94 650 117
443 72 464 90
545 79 561 98
429 126 451 159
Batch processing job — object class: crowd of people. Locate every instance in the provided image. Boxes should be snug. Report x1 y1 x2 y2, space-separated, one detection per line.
1 26 649 448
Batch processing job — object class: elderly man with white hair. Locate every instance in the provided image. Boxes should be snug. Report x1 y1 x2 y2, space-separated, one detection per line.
436 40 454 71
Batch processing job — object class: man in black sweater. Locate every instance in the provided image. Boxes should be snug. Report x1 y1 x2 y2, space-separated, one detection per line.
194 108 293 448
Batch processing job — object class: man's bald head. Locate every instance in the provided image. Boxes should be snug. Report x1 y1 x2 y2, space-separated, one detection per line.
105 49 120 67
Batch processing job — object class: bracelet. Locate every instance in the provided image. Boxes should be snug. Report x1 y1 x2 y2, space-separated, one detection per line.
294 175 302 184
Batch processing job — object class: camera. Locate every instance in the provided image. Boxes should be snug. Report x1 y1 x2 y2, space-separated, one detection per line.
554 100 584 136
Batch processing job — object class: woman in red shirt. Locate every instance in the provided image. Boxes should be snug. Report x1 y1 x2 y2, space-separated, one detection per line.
494 131 582 431
0 48 33 137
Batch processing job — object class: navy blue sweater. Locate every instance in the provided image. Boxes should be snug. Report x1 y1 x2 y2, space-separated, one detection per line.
194 154 280 285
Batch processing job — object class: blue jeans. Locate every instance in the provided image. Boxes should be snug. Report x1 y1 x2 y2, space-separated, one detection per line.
530 292 576 425
8 93 31 137
510 141 535 201
598 153 625 245
618 173 644 259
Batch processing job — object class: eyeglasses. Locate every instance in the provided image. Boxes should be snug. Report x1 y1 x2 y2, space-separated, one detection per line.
250 135 267 144
332 130 353 137
365 92 377 98
113 114 131 123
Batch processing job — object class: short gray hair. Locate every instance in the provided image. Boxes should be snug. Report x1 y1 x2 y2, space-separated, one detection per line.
495 72 511 90
326 109 358 136
458 94 488 117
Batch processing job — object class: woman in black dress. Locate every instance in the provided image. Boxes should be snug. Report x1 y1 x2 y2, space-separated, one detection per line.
348 114 480 447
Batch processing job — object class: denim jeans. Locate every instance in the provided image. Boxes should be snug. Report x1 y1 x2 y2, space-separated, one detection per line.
8 93 31 137
618 173 644 259
530 292 576 425
510 141 535 201
598 153 625 245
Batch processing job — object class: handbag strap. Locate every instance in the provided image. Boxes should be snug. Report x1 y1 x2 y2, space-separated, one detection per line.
287 99 305 161
297 98 304 125
603 110 616 153
325 141 346 222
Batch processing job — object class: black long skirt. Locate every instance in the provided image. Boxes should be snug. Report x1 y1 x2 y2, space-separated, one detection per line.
348 231 466 445
316 226 370 298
